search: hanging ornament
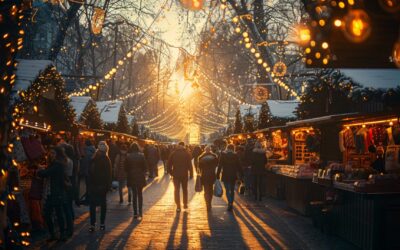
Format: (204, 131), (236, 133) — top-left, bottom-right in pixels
(180, 0), (203, 11)
(273, 61), (287, 77)
(91, 7), (106, 35)
(253, 86), (269, 103)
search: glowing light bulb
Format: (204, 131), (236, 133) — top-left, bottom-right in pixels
(343, 9), (371, 43)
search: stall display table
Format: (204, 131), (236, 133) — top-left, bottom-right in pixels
(330, 187), (400, 250)
(264, 171), (285, 199)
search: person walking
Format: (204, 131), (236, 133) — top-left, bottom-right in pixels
(125, 143), (148, 219)
(79, 139), (95, 204)
(198, 146), (218, 212)
(168, 142), (193, 212)
(114, 143), (131, 204)
(161, 145), (170, 174)
(38, 146), (67, 241)
(147, 145), (160, 178)
(251, 142), (267, 201)
(191, 145), (202, 174)
(217, 144), (243, 211)
(61, 145), (74, 237)
(88, 141), (112, 232)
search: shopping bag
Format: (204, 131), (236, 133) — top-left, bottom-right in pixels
(213, 179), (223, 197)
(238, 181), (245, 195)
(195, 175), (202, 192)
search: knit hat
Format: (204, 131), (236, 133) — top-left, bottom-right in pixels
(98, 141), (109, 153)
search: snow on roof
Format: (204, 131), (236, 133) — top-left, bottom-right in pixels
(14, 59), (54, 93)
(240, 100), (298, 119)
(70, 96), (92, 121)
(266, 100), (298, 118)
(96, 100), (123, 124)
(341, 69), (400, 89)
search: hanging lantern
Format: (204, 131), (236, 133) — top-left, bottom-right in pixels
(253, 86), (269, 103)
(91, 7), (106, 35)
(273, 61), (287, 77)
(180, 0), (203, 11)
(343, 9), (371, 43)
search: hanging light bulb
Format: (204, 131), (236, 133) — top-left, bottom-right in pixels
(378, 0), (400, 13)
(392, 41), (400, 68)
(343, 9), (371, 43)
(295, 24), (311, 46)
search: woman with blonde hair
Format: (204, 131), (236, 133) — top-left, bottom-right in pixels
(88, 141), (112, 232)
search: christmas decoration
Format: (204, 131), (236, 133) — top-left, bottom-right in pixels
(272, 61), (287, 77)
(258, 102), (271, 129)
(130, 120), (140, 136)
(115, 106), (129, 133)
(80, 101), (103, 129)
(253, 86), (269, 103)
(233, 109), (243, 134)
(243, 108), (255, 133)
(179, 0), (203, 11)
(91, 7), (106, 35)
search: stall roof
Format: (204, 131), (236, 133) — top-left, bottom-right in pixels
(70, 96), (91, 121)
(14, 59), (54, 93)
(96, 100), (123, 124)
(341, 69), (400, 89)
(286, 113), (359, 127)
(239, 100), (298, 119)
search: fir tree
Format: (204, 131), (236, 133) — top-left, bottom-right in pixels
(225, 123), (233, 136)
(116, 106), (129, 133)
(258, 102), (271, 129)
(104, 123), (116, 131)
(130, 120), (140, 136)
(81, 101), (103, 129)
(233, 109), (243, 134)
(295, 69), (361, 119)
(243, 110), (255, 133)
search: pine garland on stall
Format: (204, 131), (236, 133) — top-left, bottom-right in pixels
(243, 112), (255, 133)
(233, 109), (243, 134)
(130, 120), (139, 136)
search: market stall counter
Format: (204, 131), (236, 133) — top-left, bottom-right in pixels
(329, 184), (400, 250)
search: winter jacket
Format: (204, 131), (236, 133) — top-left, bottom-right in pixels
(251, 148), (267, 175)
(88, 152), (112, 202)
(80, 145), (96, 176)
(198, 152), (218, 185)
(114, 152), (128, 181)
(168, 147), (194, 180)
(217, 150), (243, 184)
(38, 160), (65, 199)
(146, 146), (160, 165)
(125, 152), (147, 188)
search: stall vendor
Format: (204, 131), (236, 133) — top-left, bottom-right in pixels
(371, 146), (385, 173)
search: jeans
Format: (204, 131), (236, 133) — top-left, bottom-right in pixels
(224, 182), (235, 205)
(131, 185), (143, 215)
(63, 186), (74, 235)
(78, 175), (88, 202)
(173, 177), (188, 208)
(203, 182), (213, 208)
(89, 197), (106, 226)
(118, 180), (131, 202)
(149, 163), (158, 177)
(253, 175), (264, 201)
(44, 196), (65, 238)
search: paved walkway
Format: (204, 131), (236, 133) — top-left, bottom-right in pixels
(32, 166), (357, 250)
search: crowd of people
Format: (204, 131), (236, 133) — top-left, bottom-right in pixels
(31, 137), (267, 242)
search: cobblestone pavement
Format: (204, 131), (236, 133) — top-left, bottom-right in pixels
(32, 165), (357, 250)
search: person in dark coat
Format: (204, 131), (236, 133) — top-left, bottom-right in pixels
(168, 142), (193, 212)
(88, 141), (112, 232)
(192, 145), (203, 174)
(161, 145), (170, 174)
(125, 143), (148, 219)
(251, 142), (267, 201)
(79, 139), (96, 203)
(198, 146), (218, 211)
(114, 143), (131, 204)
(217, 144), (243, 211)
(38, 146), (67, 241)
(146, 145), (160, 178)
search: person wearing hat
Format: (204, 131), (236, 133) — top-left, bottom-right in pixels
(88, 141), (112, 232)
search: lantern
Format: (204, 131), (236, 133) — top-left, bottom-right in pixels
(91, 7), (105, 35)
(180, 0), (203, 11)
(273, 61), (287, 77)
(253, 86), (269, 103)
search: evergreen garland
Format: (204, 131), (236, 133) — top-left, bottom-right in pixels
(243, 111), (255, 133)
(233, 109), (243, 134)
(130, 120), (139, 136)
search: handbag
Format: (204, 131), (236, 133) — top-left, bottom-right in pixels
(195, 175), (202, 192)
(238, 181), (245, 195)
(213, 179), (223, 197)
